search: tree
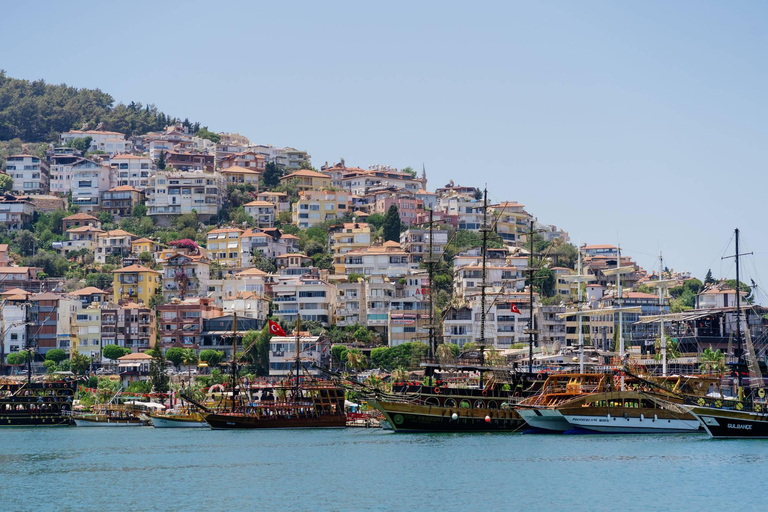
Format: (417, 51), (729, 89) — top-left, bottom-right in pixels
(353, 327), (373, 345)
(346, 348), (368, 372)
(0, 173), (12, 192)
(181, 348), (198, 382)
(165, 347), (185, 368)
(195, 126), (220, 143)
(331, 345), (348, 369)
(44, 348), (67, 364)
(139, 251), (153, 264)
(199, 349), (224, 367)
(382, 205), (401, 242)
(132, 203), (147, 218)
(156, 151), (166, 170)
(699, 346), (726, 376)
(241, 327), (271, 376)
(148, 349), (170, 394)
(69, 136), (92, 154)
(705, 269), (715, 285)
(6, 350), (28, 366)
(263, 161), (283, 188)
(103, 344), (130, 361)
(70, 351), (90, 375)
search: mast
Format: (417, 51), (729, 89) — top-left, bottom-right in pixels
(527, 220), (537, 374)
(617, 246), (624, 360)
(230, 312), (238, 412)
(425, 208), (437, 386)
(295, 315), (301, 396)
(24, 301), (32, 385)
(659, 253), (666, 376)
(480, 188), (488, 348)
(735, 228), (742, 365)
(577, 247), (584, 373)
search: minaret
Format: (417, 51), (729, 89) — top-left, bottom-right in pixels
(421, 163), (427, 189)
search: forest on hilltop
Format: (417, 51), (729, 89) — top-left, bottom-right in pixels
(0, 71), (200, 142)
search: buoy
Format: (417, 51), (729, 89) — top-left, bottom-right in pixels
(451, 413), (458, 421)
(485, 415), (491, 423)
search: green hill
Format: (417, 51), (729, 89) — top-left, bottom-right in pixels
(0, 70), (200, 142)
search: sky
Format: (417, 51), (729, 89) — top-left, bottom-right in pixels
(3, 1), (768, 298)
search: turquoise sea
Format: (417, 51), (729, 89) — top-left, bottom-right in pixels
(0, 428), (766, 511)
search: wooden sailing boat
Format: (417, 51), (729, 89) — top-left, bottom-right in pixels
(370, 190), (542, 432)
(687, 230), (768, 437)
(193, 314), (346, 429)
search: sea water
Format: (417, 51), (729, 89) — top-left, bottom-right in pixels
(0, 428), (765, 511)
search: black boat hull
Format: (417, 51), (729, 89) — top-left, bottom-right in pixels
(691, 407), (768, 438)
(372, 402), (524, 433)
(204, 412), (347, 430)
(0, 413), (72, 426)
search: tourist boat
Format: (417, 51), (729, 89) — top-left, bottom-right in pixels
(369, 190), (549, 433)
(370, 379), (527, 433)
(679, 228), (768, 439)
(557, 390), (701, 434)
(200, 381), (347, 430)
(73, 403), (149, 427)
(184, 314), (347, 430)
(0, 378), (76, 426)
(515, 373), (608, 432)
(149, 409), (209, 428)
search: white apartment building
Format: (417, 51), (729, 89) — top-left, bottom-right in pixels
(342, 242), (415, 278)
(272, 274), (335, 327)
(109, 154), (153, 190)
(249, 144), (311, 170)
(49, 153), (81, 194)
(437, 195), (484, 231)
(95, 229), (138, 264)
(6, 154), (49, 195)
(268, 334), (328, 376)
(334, 280), (366, 327)
(60, 130), (129, 154)
(71, 159), (111, 213)
(243, 201), (276, 228)
(400, 228), (448, 263)
(442, 294), (534, 349)
(161, 253), (211, 302)
(145, 169), (226, 225)
(2, 301), (27, 360)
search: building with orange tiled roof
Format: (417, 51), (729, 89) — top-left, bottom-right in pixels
(219, 151), (266, 173)
(146, 168), (226, 225)
(256, 191), (291, 212)
(329, 222), (371, 274)
(112, 263), (161, 304)
(96, 229), (139, 264)
(243, 200), (275, 228)
(280, 169), (331, 192)
(207, 227), (244, 267)
(63, 212), (101, 231)
(102, 185), (144, 218)
(292, 189), (351, 228)
(221, 165), (261, 187)
(109, 154), (153, 189)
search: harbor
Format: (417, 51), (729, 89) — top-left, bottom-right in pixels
(2, 426), (766, 512)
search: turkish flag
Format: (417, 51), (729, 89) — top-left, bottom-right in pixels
(510, 303), (521, 314)
(268, 321), (286, 336)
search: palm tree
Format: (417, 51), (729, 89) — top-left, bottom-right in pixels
(436, 344), (455, 365)
(654, 337), (682, 362)
(181, 348), (198, 384)
(391, 367), (407, 383)
(346, 348), (368, 373)
(699, 346), (725, 376)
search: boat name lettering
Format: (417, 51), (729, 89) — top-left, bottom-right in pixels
(727, 423), (752, 430)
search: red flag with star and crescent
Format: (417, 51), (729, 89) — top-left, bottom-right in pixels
(268, 321), (286, 336)
(510, 303), (521, 315)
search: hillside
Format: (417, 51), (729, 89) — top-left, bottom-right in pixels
(0, 71), (199, 142)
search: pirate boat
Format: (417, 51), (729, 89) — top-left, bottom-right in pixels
(184, 315), (346, 429)
(369, 191), (552, 433)
(0, 378), (76, 426)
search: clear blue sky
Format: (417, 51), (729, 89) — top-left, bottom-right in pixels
(4, 1), (768, 297)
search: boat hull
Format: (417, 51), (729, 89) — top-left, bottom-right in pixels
(150, 416), (209, 428)
(371, 401), (524, 433)
(0, 413), (72, 426)
(204, 412), (346, 430)
(516, 407), (571, 432)
(561, 412), (701, 434)
(689, 407), (768, 438)
(74, 417), (146, 427)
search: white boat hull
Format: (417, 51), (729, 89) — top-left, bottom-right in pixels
(516, 408), (571, 432)
(562, 413), (701, 434)
(151, 416), (209, 428)
(74, 418), (146, 427)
